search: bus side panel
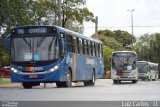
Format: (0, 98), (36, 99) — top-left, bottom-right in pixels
(72, 54), (104, 81)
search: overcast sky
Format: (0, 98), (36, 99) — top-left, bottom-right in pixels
(83, 0), (160, 37)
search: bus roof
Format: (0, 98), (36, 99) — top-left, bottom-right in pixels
(137, 61), (158, 66)
(112, 51), (137, 54)
(56, 26), (102, 44)
(12, 25), (102, 44)
(137, 61), (148, 63)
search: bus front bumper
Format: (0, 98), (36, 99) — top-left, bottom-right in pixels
(138, 75), (149, 80)
(11, 70), (66, 83)
(111, 75), (138, 81)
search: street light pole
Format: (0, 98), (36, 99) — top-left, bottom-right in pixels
(127, 9), (135, 48)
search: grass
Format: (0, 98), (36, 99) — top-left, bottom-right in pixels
(0, 78), (11, 84)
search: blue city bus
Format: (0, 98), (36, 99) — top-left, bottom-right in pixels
(5, 25), (104, 89)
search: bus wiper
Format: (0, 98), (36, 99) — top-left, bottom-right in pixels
(37, 37), (46, 48)
(36, 37), (46, 53)
(23, 38), (31, 52)
(23, 38), (30, 47)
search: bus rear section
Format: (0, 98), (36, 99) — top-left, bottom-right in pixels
(111, 51), (138, 84)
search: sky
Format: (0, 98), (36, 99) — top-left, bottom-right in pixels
(83, 0), (160, 37)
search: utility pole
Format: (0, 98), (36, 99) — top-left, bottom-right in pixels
(95, 16), (98, 37)
(158, 36), (160, 79)
(58, 0), (62, 27)
(127, 9), (135, 48)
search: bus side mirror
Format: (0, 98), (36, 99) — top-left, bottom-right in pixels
(4, 35), (10, 51)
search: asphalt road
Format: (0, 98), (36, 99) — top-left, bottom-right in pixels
(0, 79), (160, 101)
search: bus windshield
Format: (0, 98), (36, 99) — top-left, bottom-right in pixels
(137, 63), (149, 73)
(112, 52), (136, 70)
(11, 35), (60, 62)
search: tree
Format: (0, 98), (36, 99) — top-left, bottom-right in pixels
(133, 33), (160, 63)
(113, 30), (135, 48)
(0, 49), (10, 67)
(61, 0), (95, 27)
(92, 29), (132, 69)
(103, 45), (114, 70)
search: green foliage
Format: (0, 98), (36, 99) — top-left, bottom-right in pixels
(0, 49), (10, 67)
(0, 0), (94, 34)
(103, 45), (114, 70)
(113, 30), (135, 47)
(133, 33), (160, 63)
(92, 29), (133, 70)
(61, 0), (95, 27)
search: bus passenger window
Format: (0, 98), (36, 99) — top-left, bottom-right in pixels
(76, 37), (80, 54)
(66, 35), (73, 52)
(88, 41), (91, 56)
(92, 42), (95, 56)
(82, 39), (86, 55)
(86, 40), (89, 55)
(94, 43), (97, 57)
(73, 36), (78, 53)
(79, 38), (83, 54)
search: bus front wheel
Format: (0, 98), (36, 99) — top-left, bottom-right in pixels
(22, 82), (32, 89)
(64, 71), (72, 87)
(132, 80), (137, 84)
(56, 82), (64, 88)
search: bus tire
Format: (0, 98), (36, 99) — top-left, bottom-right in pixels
(83, 81), (90, 86)
(22, 82), (32, 89)
(89, 72), (95, 86)
(84, 72), (95, 86)
(132, 80), (137, 84)
(64, 71), (72, 87)
(113, 80), (118, 84)
(56, 82), (64, 88)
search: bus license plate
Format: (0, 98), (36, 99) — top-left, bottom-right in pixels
(29, 74), (38, 78)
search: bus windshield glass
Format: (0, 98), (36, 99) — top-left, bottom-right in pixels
(112, 52), (136, 70)
(11, 35), (60, 62)
(137, 63), (149, 73)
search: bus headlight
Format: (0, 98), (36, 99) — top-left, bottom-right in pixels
(50, 64), (60, 72)
(11, 67), (19, 73)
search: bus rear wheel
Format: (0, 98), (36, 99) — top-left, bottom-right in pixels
(22, 82), (32, 89)
(83, 72), (95, 86)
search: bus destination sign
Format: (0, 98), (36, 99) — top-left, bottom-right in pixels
(13, 26), (57, 34)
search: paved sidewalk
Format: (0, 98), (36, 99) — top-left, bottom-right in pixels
(0, 83), (22, 88)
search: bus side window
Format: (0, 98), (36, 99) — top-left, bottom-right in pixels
(88, 41), (91, 56)
(76, 37), (80, 54)
(79, 38), (83, 54)
(86, 40), (89, 55)
(90, 42), (93, 56)
(98, 44), (103, 58)
(66, 34), (73, 53)
(94, 43), (97, 57)
(98, 44), (100, 57)
(82, 39), (85, 55)
(73, 37), (79, 53)
(92, 42), (95, 56)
